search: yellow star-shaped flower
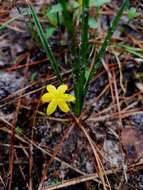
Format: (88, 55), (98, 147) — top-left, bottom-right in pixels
(41, 84), (76, 115)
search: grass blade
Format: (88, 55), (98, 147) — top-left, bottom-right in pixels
(26, 1), (62, 83)
(113, 43), (143, 59)
(60, 0), (90, 116)
(80, 0), (89, 68)
(84, 0), (129, 93)
(75, 0), (89, 115)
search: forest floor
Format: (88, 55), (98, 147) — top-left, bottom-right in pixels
(0, 0), (143, 190)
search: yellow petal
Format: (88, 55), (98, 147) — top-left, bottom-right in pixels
(41, 93), (53, 103)
(57, 84), (68, 93)
(46, 100), (57, 115)
(58, 100), (70, 113)
(62, 94), (76, 102)
(46, 85), (56, 93)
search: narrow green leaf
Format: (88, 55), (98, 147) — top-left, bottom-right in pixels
(27, 2), (62, 83)
(84, 0), (129, 93)
(60, 0), (82, 116)
(80, 0), (89, 67)
(74, 0), (89, 116)
(114, 44), (143, 58)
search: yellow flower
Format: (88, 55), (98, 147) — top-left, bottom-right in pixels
(41, 84), (76, 115)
